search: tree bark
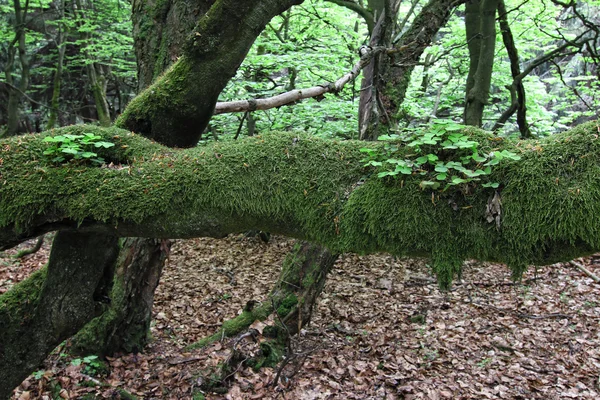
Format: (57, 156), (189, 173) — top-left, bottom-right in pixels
(131, 0), (212, 91)
(0, 230), (119, 399)
(463, 0), (498, 127)
(69, 238), (170, 356)
(3, 0), (31, 137)
(116, 0), (305, 148)
(46, 0), (67, 130)
(377, 0), (465, 128)
(493, 0), (531, 138)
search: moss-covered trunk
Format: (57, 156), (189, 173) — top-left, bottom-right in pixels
(69, 238), (170, 356)
(0, 230), (119, 399)
(189, 242), (337, 348)
(271, 242), (338, 334)
(117, 0), (304, 147)
(131, 0), (213, 91)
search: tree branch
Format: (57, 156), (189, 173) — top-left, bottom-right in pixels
(324, 0), (374, 33)
(214, 44), (405, 115)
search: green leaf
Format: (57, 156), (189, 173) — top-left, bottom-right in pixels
(94, 141), (115, 148)
(482, 182), (500, 188)
(434, 164), (448, 173)
(472, 152), (487, 163)
(61, 148), (79, 155)
(420, 180), (440, 189)
(416, 156), (429, 165)
(436, 173), (447, 180)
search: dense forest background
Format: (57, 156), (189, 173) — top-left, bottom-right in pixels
(1, 0), (598, 139)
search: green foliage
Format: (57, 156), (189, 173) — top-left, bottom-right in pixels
(43, 132), (114, 164)
(361, 120), (521, 191)
(209, 1), (365, 140)
(70, 355), (107, 376)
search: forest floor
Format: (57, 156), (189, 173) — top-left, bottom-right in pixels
(2, 234), (600, 400)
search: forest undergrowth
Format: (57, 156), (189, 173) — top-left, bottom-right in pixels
(1, 234), (599, 399)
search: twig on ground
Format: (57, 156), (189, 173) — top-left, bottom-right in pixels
(569, 260), (600, 283)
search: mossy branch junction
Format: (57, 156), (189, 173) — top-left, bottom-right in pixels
(2, 121), (600, 282)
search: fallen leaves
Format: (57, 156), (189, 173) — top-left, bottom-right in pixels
(3, 235), (600, 399)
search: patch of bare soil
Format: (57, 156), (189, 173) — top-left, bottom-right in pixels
(3, 235), (600, 399)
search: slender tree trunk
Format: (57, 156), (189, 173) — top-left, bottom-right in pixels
(47, 0), (67, 130)
(0, 231), (119, 399)
(87, 63), (111, 126)
(3, 0), (31, 137)
(463, 0), (498, 127)
(493, 0), (531, 138)
(75, 0), (112, 126)
(376, 0), (465, 131)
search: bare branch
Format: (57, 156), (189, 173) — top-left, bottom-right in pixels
(214, 45), (407, 115)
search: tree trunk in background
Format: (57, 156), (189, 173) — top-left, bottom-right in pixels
(117, 0), (305, 147)
(463, 0), (498, 127)
(359, 1), (398, 140)
(46, 0), (67, 130)
(270, 242), (338, 335)
(70, 238), (170, 356)
(87, 63), (112, 126)
(131, 0), (212, 91)
(493, 0), (531, 138)
(0, 231), (119, 399)
(3, 0), (31, 137)
(75, 0), (112, 126)
(370, 0), (465, 133)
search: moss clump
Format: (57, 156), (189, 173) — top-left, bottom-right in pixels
(186, 302), (273, 350)
(276, 294), (298, 317)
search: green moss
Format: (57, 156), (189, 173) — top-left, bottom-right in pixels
(186, 302), (273, 350)
(276, 294), (298, 317)
(0, 268), (46, 324)
(3, 122), (600, 288)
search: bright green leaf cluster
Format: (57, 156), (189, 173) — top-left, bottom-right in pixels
(361, 120), (521, 191)
(43, 132), (115, 164)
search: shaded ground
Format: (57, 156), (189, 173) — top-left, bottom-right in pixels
(2, 234), (600, 399)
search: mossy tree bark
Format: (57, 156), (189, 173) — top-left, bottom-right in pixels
(117, 0), (305, 147)
(0, 230), (119, 399)
(69, 238), (171, 356)
(190, 242), (338, 349)
(131, 0), (213, 91)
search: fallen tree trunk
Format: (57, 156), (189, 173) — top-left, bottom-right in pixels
(2, 122), (600, 273)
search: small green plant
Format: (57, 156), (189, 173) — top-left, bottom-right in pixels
(43, 133), (115, 164)
(477, 357), (492, 367)
(71, 355), (106, 376)
(361, 120), (521, 191)
(32, 370), (45, 380)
